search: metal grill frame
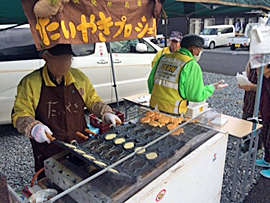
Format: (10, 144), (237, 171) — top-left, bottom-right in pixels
(48, 109), (221, 203)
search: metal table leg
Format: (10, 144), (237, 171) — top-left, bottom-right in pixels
(241, 129), (259, 200)
(249, 131), (259, 184)
(124, 99), (128, 120)
(230, 138), (242, 201)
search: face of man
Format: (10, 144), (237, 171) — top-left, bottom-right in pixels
(190, 46), (203, 62)
(262, 66), (270, 78)
(191, 46), (203, 56)
(170, 40), (181, 52)
(265, 68), (270, 78)
(43, 52), (72, 78)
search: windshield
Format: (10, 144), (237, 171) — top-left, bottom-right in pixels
(0, 26), (95, 61)
(201, 28), (217, 35)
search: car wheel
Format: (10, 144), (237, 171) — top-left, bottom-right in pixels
(209, 42), (215, 49)
(231, 45), (236, 50)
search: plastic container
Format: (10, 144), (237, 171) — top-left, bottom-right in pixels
(28, 189), (57, 203)
(185, 102), (208, 119)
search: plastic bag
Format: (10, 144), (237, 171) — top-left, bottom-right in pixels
(250, 53), (270, 69)
(236, 72), (251, 86)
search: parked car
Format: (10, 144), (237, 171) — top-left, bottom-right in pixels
(148, 34), (165, 44)
(200, 25), (235, 49)
(227, 22), (264, 51)
(228, 36), (250, 50)
(0, 24), (161, 124)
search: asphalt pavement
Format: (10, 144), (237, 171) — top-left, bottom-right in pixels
(244, 176), (270, 203)
(199, 46), (250, 76)
(158, 44), (250, 76)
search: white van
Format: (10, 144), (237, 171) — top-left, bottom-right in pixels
(200, 25), (235, 49)
(0, 24), (161, 124)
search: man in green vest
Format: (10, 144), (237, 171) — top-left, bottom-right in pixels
(148, 34), (228, 115)
(151, 31), (183, 68)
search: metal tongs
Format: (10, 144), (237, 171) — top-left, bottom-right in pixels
(45, 130), (91, 145)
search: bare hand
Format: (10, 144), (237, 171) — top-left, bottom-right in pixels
(238, 83), (257, 92)
(214, 80), (228, 90)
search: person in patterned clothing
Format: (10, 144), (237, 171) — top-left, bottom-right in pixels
(238, 62), (258, 151)
(240, 64), (270, 178)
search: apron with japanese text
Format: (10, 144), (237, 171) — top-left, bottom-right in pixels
(30, 68), (87, 172)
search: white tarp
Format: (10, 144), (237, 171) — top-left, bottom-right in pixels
(249, 17), (270, 68)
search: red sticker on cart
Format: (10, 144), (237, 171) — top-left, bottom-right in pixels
(156, 189), (166, 202)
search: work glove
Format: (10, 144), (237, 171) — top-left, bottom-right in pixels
(31, 124), (52, 144)
(213, 80), (228, 90)
(104, 113), (122, 127)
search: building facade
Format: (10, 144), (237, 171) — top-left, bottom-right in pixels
(157, 12), (261, 36)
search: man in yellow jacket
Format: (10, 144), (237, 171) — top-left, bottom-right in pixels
(13, 44), (121, 174)
(151, 31), (183, 68)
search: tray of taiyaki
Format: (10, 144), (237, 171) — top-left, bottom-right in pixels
(77, 124), (185, 175)
(78, 137), (156, 180)
(113, 154), (154, 178)
(61, 140), (107, 169)
(60, 138), (134, 182)
(104, 124), (184, 152)
(139, 110), (201, 136)
(136, 137), (186, 167)
(95, 138), (183, 176)
(98, 123), (187, 166)
(99, 124), (162, 150)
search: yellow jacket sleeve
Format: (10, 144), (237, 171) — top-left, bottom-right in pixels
(70, 68), (103, 110)
(81, 72), (113, 119)
(13, 71), (41, 127)
(84, 78), (103, 110)
(70, 69), (112, 119)
(151, 47), (171, 68)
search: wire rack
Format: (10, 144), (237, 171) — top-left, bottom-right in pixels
(134, 106), (219, 148)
